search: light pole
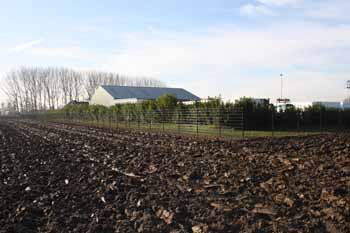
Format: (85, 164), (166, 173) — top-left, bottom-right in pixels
(277, 73), (290, 110)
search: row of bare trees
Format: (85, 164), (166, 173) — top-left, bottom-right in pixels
(1, 67), (165, 112)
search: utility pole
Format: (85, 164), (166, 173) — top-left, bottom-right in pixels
(277, 73), (290, 111)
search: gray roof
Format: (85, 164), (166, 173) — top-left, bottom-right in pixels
(101, 85), (201, 101)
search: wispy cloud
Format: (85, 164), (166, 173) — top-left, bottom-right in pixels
(2, 1), (350, 103)
(240, 4), (273, 16)
(304, 1), (350, 21)
(100, 22), (350, 101)
(27, 46), (104, 64)
(9, 39), (44, 53)
(74, 17), (114, 33)
(242, 0), (350, 21)
(29, 46), (85, 59)
(240, 0), (303, 17)
(257, 0), (302, 6)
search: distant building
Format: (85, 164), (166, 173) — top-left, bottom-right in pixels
(90, 85), (201, 107)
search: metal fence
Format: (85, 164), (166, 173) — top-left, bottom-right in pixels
(37, 108), (245, 137)
(10, 106), (350, 138)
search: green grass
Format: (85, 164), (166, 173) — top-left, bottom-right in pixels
(49, 118), (320, 138)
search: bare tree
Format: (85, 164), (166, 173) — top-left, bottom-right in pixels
(2, 67), (165, 112)
(83, 71), (165, 99)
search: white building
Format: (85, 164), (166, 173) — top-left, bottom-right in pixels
(90, 86), (201, 107)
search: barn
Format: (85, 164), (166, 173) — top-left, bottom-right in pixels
(90, 85), (201, 106)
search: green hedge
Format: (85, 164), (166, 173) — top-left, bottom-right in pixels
(46, 95), (350, 131)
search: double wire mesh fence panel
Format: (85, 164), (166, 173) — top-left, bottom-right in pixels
(39, 108), (245, 138)
(9, 106), (350, 138)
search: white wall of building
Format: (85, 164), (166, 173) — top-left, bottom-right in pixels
(114, 98), (141, 104)
(90, 87), (116, 107)
(90, 88), (147, 106)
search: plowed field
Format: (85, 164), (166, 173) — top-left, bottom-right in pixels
(0, 119), (349, 232)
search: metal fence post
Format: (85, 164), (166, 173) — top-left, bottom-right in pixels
(149, 111), (152, 130)
(319, 108), (322, 131)
(271, 109), (275, 137)
(98, 112), (100, 127)
(102, 112), (104, 127)
(138, 110), (140, 130)
(177, 109), (181, 133)
(162, 109), (165, 132)
(196, 106), (199, 136)
(126, 110), (128, 128)
(129, 110), (131, 128)
(115, 111), (119, 129)
(242, 111), (245, 138)
(219, 109), (222, 137)
(297, 111), (300, 132)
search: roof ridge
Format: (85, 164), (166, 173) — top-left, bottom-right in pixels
(101, 85), (182, 89)
(99, 85), (200, 101)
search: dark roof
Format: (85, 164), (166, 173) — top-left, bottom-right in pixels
(101, 86), (200, 101)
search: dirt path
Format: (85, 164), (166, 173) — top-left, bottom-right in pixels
(0, 119), (349, 232)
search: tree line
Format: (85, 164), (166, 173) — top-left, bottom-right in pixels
(58, 95), (350, 131)
(1, 67), (164, 112)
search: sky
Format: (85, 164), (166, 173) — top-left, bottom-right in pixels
(1, 0), (350, 104)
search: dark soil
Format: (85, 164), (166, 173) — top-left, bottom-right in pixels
(0, 119), (349, 232)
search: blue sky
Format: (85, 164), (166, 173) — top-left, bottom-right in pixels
(1, 0), (350, 103)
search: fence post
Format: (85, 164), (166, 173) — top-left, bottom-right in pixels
(271, 109), (275, 137)
(162, 109), (165, 133)
(219, 109), (222, 137)
(128, 110), (131, 129)
(98, 112), (101, 127)
(115, 111), (118, 129)
(319, 108), (322, 131)
(196, 106), (199, 136)
(125, 110), (128, 128)
(338, 109), (343, 130)
(104, 112), (106, 128)
(177, 109), (181, 133)
(242, 111), (245, 138)
(138, 110), (141, 130)
(297, 111), (300, 132)
(149, 111), (152, 130)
